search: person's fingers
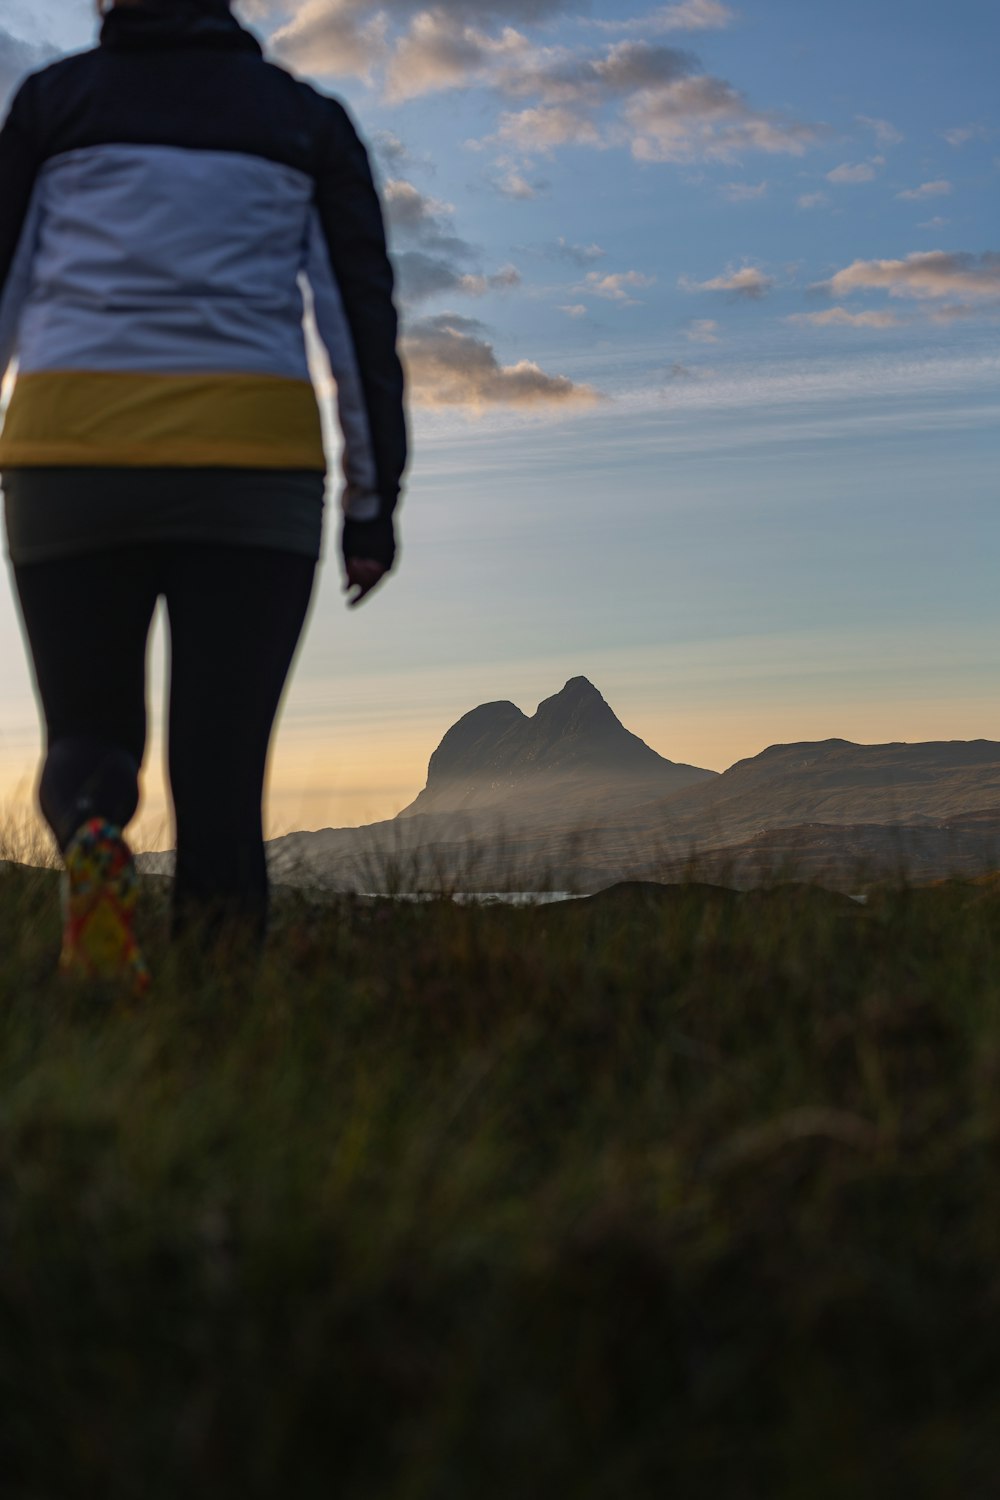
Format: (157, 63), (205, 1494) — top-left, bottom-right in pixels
(344, 557), (388, 607)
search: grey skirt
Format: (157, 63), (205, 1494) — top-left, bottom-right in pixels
(3, 467), (326, 565)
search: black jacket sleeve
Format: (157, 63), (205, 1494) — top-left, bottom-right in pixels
(0, 77), (42, 362)
(314, 99), (407, 570)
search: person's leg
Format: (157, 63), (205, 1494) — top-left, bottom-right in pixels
(11, 551), (159, 849)
(162, 544), (316, 943)
(11, 548), (160, 992)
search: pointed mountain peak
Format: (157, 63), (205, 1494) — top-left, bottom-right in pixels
(534, 677), (620, 732)
(556, 676), (602, 699)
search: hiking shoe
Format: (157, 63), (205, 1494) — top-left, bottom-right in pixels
(59, 818), (151, 998)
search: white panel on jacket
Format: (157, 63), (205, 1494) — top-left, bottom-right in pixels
(16, 144), (314, 382)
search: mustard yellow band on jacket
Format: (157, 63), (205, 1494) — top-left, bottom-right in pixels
(0, 371), (327, 470)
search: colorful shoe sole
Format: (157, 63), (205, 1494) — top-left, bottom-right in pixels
(59, 818), (151, 998)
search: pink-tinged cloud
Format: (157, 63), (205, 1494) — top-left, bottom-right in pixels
(269, 4), (819, 171)
(385, 15), (529, 102)
(270, 0), (390, 81)
(826, 160), (878, 184)
(856, 115), (903, 147)
(383, 176), (521, 305)
(497, 104), (604, 151)
(402, 314), (603, 409)
(495, 167), (542, 199)
(896, 180), (952, 201)
(651, 0), (736, 31)
(492, 39), (696, 111)
(594, 0), (736, 34)
(826, 251), (1000, 303)
(788, 308), (902, 329)
(582, 270), (656, 302)
(627, 74), (817, 162)
(681, 264), (773, 298)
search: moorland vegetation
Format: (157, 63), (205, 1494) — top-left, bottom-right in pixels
(2, 830), (999, 1497)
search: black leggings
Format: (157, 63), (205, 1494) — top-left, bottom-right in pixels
(12, 543), (316, 937)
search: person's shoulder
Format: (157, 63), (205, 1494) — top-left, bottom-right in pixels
(3, 47), (100, 125)
(260, 57), (353, 132)
(24, 46), (102, 90)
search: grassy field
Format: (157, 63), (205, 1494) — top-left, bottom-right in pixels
(2, 853), (999, 1497)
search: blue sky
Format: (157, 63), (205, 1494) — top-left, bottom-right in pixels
(0, 0), (997, 845)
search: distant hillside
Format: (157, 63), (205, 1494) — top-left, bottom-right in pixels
(399, 676), (716, 819)
(639, 737), (1000, 846)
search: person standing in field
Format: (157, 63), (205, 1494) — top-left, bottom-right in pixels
(0, 0), (406, 993)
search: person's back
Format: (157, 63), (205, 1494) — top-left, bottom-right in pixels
(0, 0), (407, 990)
(0, 0), (405, 553)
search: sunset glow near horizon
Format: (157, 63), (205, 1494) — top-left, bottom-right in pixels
(1, 0), (997, 850)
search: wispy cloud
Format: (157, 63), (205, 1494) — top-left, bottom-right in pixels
(943, 123), (989, 147)
(797, 190), (829, 210)
(551, 238), (607, 267)
(856, 115), (903, 147)
(383, 177), (521, 305)
(492, 162), (547, 199)
(394, 252), (521, 303)
(581, 269), (656, 303)
(928, 303), (990, 324)
(371, 130), (418, 174)
(826, 160), (879, 184)
(496, 103), (604, 151)
(417, 350), (998, 446)
(681, 264), (773, 298)
(896, 180), (952, 202)
(721, 179), (768, 201)
(383, 179), (466, 254)
(788, 307), (902, 329)
(685, 318), (720, 342)
(403, 313), (602, 409)
(591, 0), (736, 33)
(627, 73), (817, 163)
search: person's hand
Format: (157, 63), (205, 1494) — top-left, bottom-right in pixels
(344, 556), (388, 607)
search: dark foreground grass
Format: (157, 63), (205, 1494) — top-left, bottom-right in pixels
(2, 866), (1000, 1498)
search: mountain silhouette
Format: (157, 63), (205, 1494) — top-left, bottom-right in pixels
(399, 676), (716, 817)
(138, 679), (1000, 893)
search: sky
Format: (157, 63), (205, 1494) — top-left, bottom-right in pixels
(0, 0), (998, 848)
